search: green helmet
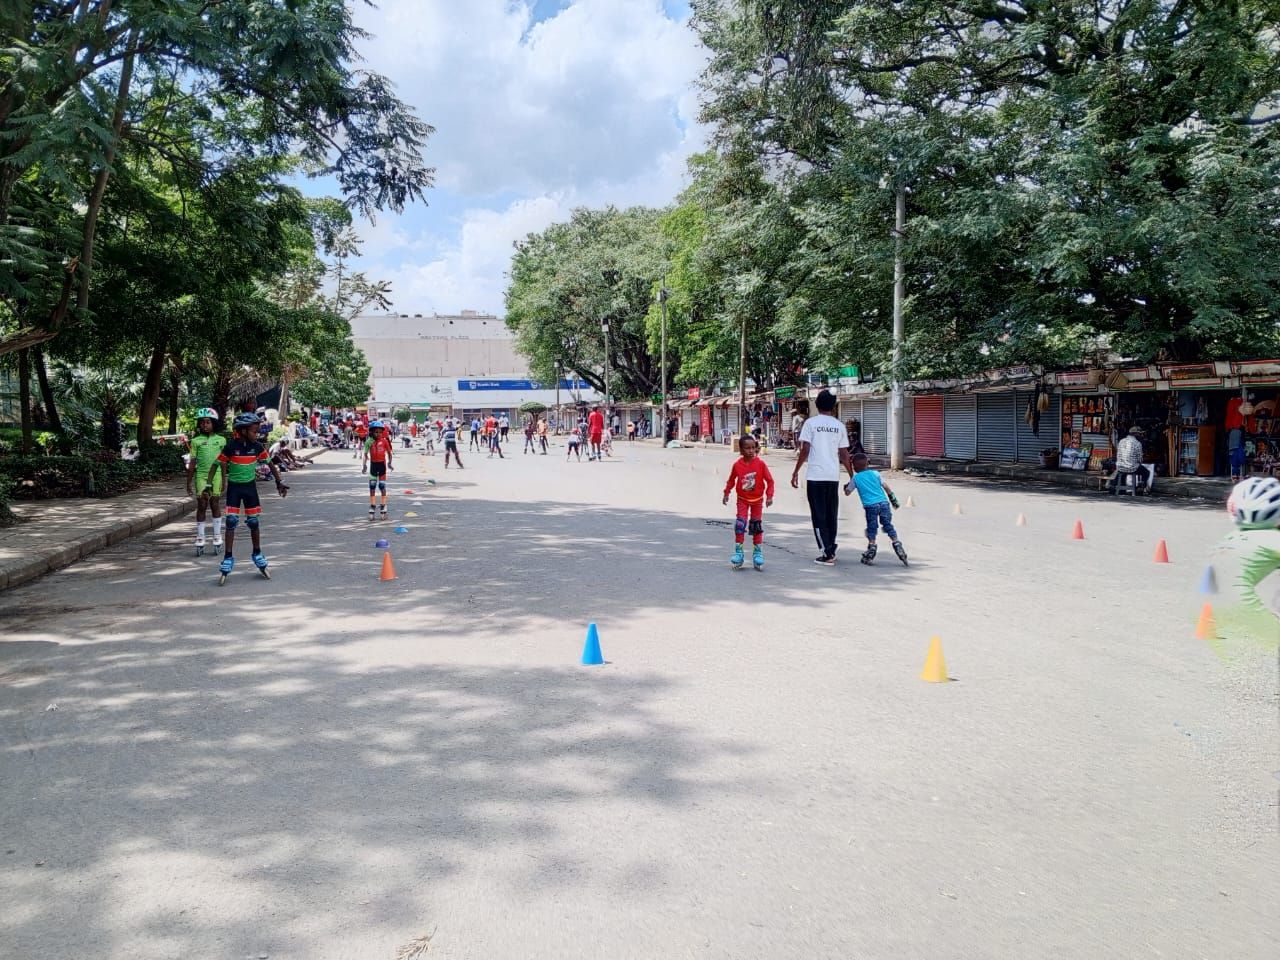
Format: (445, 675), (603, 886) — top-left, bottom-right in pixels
(194, 407), (219, 422)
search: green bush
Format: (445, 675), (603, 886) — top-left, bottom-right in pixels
(0, 444), (187, 500)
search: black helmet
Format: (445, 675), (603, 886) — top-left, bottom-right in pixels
(233, 413), (261, 430)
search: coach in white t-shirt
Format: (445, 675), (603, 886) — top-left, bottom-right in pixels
(790, 389), (853, 565)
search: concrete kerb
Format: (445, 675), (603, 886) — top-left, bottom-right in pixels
(0, 446), (330, 591)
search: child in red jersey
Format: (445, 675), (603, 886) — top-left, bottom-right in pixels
(722, 434), (775, 570)
(361, 420), (395, 521)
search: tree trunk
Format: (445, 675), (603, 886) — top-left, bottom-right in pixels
(77, 31), (138, 312)
(212, 365), (233, 420)
(135, 340), (167, 447)
(167, 359), (180, 433)
(17, 348), (32, 454)
(33, 346), (62, 436)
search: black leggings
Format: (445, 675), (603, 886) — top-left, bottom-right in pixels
(806, 481), (840, 558)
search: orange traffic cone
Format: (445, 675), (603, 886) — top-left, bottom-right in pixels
(920, 636), (950, 683)
(379, 551), (397, 581)
(1153, 539), (1170, 563)
(1072, 520), (1085, 540)
(1195, 602), (1215, 640)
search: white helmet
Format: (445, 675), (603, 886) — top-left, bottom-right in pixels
(1229, 477), (1280, 530)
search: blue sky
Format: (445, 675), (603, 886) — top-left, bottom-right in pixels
(314, 0), (706, 317)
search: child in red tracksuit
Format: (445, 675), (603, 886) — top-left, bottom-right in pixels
(722, 435), (775, 569)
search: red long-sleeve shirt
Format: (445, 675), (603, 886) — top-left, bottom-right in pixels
(724, 456), (775, 503)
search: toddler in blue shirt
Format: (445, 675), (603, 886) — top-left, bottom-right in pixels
(844, 453), (908, 565)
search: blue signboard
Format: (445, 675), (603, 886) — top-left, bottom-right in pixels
(456, 378), (589, 391)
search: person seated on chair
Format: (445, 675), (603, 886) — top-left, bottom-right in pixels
(1109, 426), (1145, 493)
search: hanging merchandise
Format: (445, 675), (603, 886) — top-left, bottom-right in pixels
(1027, 383), (1043, 436)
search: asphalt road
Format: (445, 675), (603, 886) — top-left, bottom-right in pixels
(1, 439), (1276, 960)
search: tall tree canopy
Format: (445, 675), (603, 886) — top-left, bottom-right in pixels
(1, 0), (433, 357)
(692, 0), (1280, 369)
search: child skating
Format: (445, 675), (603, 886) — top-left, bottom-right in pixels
(722, 434), (775, 570)
(361, 419), (395, 520)
(208, 413), (287, 583)
(566, 428), (583, 461)
(186, 407), (226, 556)
(844, 452), (907, 565)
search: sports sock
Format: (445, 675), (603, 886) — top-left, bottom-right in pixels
(196, 521), (206, 539)
(212, 518), (223, 538)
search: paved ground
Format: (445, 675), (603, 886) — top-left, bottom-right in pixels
(1, 440), (1276, 960)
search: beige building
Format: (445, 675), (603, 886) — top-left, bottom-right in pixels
(352, 310), (524, 379)
(352, 309), (599, 416)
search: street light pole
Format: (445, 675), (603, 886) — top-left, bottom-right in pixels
(739, 317), (747, 435)
(889, 183), (907, 471)
(659, 287), (669, 442)
(601, 319), (610, 412)
(555, 359), (561, 431)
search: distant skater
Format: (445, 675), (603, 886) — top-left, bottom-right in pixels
(845, 452), (907, 566)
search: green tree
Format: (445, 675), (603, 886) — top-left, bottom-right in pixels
(692, 0), (1280, 369)
(505, 207), (668, 400)
(1, 0), (434, 359)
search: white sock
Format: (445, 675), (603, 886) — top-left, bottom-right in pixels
(196, 521), (206, 539)
(212, 518), (223, 538)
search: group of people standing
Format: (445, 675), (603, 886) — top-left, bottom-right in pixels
(720, 389), (908, 570)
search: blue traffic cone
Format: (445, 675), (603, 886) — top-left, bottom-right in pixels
(1199, 565), (1218, 595)
(581, 622), (604, 665)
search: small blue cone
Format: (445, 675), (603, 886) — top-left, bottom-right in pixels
(581, 622), (604, 665)
(374, 539), (389, 549)
(394, 526), (409, 534)
(1199, 565), (1218, 595)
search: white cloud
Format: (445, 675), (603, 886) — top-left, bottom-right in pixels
(346, 0), (709, 315)
(357, 0), (706, 196)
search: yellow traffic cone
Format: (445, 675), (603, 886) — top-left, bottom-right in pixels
(920, 636), (950, 683)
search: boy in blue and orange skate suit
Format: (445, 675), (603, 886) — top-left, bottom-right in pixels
(845, 452), (908, 566)
(722, 434), (775, 569)
(208, 412), (287, 583)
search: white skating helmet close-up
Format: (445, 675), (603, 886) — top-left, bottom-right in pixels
(1228, 476), (1280, 530)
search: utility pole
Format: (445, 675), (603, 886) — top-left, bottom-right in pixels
(739, 317), (747, 437)
(889, 183), (907, 471)
(659, 287), (669, 442)
(601, 319), (610, 412)
(555, 359), (561, 432)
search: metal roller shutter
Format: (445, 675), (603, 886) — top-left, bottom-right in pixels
(914, 396), (944, 457)
(944, 395), (978, 460)
(1015, 390), (1061, 462)
(838, 399), (861, 425)
(976, 391), (1017, 461)
(902, 394), (915, 455)
(861, 399), (888, 454)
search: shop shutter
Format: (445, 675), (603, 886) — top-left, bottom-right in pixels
(902, 395), (915, 455)
(943, 395), (978, 459)
(976, 392), (1017, 461)
(725, 405), (740, 436)
(914, 396), (944, 457)
(1015, 390), (1061, 462)
(838, 399), (861, 424)
(861, 399), (888, 454)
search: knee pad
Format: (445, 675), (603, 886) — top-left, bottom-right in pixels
(377, 481), (387, 493)
(368, 479), (378, 492)
(748, 519), (763, 536)
(245, 515), (260, 530)
(734, 517), (748, 536)
(225, 514), (240, 530)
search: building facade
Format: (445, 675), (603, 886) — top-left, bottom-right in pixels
(352, 310), (597, 419)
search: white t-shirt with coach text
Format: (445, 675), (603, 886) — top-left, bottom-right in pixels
(798, 414), (848, 482)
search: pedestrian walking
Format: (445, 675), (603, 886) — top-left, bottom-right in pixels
(538, 417), (549, 454)
(790, 389), (852, 565)
(469, 417), (481, 451)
